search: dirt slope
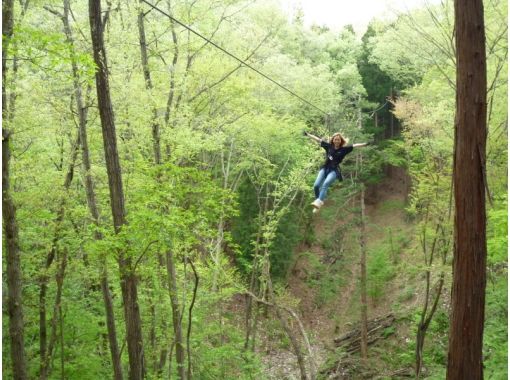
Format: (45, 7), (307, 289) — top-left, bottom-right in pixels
(264, 167), (418, 378)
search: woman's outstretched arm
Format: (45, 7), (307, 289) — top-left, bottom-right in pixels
(303, 131), (322, 143)
(353, 142), (369, 148)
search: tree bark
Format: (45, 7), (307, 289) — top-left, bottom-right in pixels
(447, 0), (487, 378)
(40, 250), (68, 380)
(62, 0), (125, 374)
(2, 0), (14, 106)
(164, 3), (179, 126)
(3, 1), (28, 378)
(137, 1), (161, 164)
(244, 196), (267, 351)
(5, 0), (29, 124)
(89, 1), (145, 378)
(186, 258), (199, 379)
(166, 249), (186, 380)
(100, 269), (124, 380)
(359, 186), (368, 360)
(355, 113), (369, 361)
(3, 130), (28, 380)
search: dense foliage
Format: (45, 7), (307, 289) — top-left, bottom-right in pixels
(2, 0), (506, 379)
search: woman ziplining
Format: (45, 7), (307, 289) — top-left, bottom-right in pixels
(142, 1), (377, 213)
(304, 131), (368, 212)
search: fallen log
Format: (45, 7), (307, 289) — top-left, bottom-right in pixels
(385, 367), (414, 378)
(334, 313), (396, 354)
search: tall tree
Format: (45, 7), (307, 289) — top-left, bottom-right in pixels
(56, 0), (125, 377)
(357, 111), (369, 361)
(2, 0), (28, 378)
(166, 249), (186, 380)
(447, 0), (487, 378)
(358, 184), (368, 361)
(137, 0), (161, 164)
(89, 0), (145, 378)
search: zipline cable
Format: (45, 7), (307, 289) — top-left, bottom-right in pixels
(141, 0), (329, 116)
(368, 100), (389, 117)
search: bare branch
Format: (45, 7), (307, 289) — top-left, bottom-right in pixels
(43, 5), (64, 19)
(134, 240), (159, 270)
(244, 291), (317, 377)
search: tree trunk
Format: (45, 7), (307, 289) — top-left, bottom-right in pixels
(164, 5), (179, 126)
(100, 269), (124, 380)
(61, 0), (124, 377)
(2, 1), (28, 378)
(359, 186), (368, 360)
(415, 220), (448, 379)
(166, 249), (186, 380)
(355, 113), (369, 361)
(38, 131), (79, 380)
(40, 250), (68, 380)
(3, 130), (28, 380)
(137, 1), (161, 164)
(244, 205), (266, 351)
(244, 247), (260, 351)
(416, 273), (444, 379)
(389, 88), (395, 138)
(447, 0), (487, 378)
(266, 276), (308, 380)
(5, 0), (29, 124)
(186, 259), (199, 379)
(89, 1), (145, 378)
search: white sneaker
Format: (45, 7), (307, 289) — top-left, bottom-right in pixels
(311, 199), (324, 209)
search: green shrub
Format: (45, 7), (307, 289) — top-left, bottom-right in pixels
(487, 196), (507, 265)
(398, 285), (415, 302)
(484, 275), (508, 379)
(367, 246), (396, 299)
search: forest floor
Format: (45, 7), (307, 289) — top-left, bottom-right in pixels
(261, 166), (425, 379)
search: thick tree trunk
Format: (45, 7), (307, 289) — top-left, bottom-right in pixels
(3, 2), (28, 378)
(166, 250), (186, 380)
(88, 0), (126, 230)
(447, 0), (487, 379)
(89, 1), (145, 378)
(3, 130), (28, 380)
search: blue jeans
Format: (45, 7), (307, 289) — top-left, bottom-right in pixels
(313, 168), (337, 201)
